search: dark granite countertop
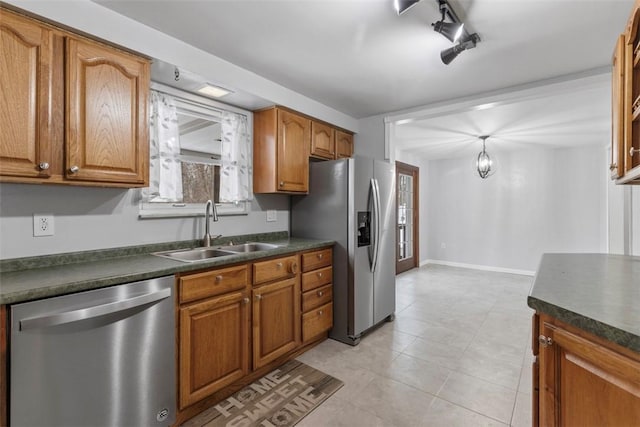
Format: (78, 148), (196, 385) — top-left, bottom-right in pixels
(0, 232), (334, 305)
(527, 253), (640, 353)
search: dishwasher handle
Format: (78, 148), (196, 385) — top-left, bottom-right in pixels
(19, 287), (172, 331)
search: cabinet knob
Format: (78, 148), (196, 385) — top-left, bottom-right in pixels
(317, 290), (323, 297)
(631, 147), (639, 157)
(69, 165), (79, 173)
(609, 163), (617, 171)
(538, 335), (553, 347)
(256, 294), (262, 301)
(39, 162), (50, 171)
(318, 310), (323, 315)
(317, 253), (323, 259)
(243, 297), (249, 304)
(276, 262), (283, 269)
(215, 275), (223, 283)
(279, 181), (284, 187)
(318, 272), (323, 278)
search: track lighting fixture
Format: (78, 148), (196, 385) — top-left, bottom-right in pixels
(432, 0), (481, 65)
(393, 0), (480, 64)
(394, 0), (421, 15)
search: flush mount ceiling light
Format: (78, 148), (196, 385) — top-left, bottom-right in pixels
(197, 83), (233, 98)
(394, 0), (421, 15)
(476, 135), (495, 179)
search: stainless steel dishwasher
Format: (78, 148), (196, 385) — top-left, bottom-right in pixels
(10, 275), (176, 427)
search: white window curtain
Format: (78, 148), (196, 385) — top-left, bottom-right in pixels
(144, 91), (183, 202)
(220, 110), (253, 202)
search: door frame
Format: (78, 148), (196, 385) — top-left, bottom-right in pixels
(395, 161), (419, 274)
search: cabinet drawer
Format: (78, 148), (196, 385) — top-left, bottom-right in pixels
(180, 265), (248, 303)
(301, 266), (332, 292)
(302, 283), (332, 312)
(302, 302), (333, 342)
(302, 248), (332, 272)
(253, 255), (299, 285)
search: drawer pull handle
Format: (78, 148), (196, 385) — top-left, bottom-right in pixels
(317, 291), (323, 297)
(317, 253), (323, 259)
(318, 310), (323, 315)
(243, 297), (249, 304)
(215, 275), (223, 283)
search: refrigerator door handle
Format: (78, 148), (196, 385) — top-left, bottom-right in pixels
(368, 178), (376, 271)
(371, 178), (382, 273)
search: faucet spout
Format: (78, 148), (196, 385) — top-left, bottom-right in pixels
(203, 200), (219, 247)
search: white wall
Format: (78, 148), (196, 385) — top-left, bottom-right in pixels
(0, 184), (289, 259)
(421, 145), (608, 272)
(354, 114), (386, 161)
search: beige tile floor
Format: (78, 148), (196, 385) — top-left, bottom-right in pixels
(297, 264), (535, 427)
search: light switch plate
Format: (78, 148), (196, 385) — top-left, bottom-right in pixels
(33, 214), (54, 236)
(266, 210), (277, 222)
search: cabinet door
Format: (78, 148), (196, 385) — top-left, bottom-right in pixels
(66, 38), (149, 185)
(310, 121), (335, 160)
(179, 290), (250, 409)
(335, 130), (353, 159)
(252, 277), (301, 369)
(277, 110), (309, 192)
(538, 321), (640, 426)
(0, 11), (54, 178)
(611, 34), (625, 180)
(624, 5), (640, 175)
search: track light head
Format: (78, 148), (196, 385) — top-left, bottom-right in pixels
(440, 33), (480, 65)
(432, 20), (464, 43)
(394, 0), (420, 15)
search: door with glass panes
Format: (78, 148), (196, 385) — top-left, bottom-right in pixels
(396, 161), (419, 274)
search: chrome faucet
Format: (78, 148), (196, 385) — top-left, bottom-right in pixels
(202, 199), (219, 247)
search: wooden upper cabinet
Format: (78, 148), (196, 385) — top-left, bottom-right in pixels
(66, 38), (149, 185)
(335, 130), (354, 159)
(253, 107), (310, 193)
(277, 110), (310, 192)
(611, 34), (625, 180)
(0, 10), (55, 178)
(310, 121), (335, 160)
(614, 0), (640, 183)
(0, 6), (150, 188)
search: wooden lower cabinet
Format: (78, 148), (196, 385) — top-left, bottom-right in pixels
(176, 247), (332, 423)
(535, 313), (640, 426)
(179, 289), (250, 410)
(252, 276), (301, 369)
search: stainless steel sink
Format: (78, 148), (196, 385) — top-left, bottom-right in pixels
(152, 247), (235, 263)
(219, 242), (280, 253)
(152, 242), (280, 262)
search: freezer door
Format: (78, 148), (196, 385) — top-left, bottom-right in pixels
(352, 156), (375, 336)
(373, 160), (396, 324)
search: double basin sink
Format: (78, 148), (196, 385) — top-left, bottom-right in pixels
(152, 242), (280, 263)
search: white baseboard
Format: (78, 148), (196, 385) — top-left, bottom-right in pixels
(420, 259), (535, 276)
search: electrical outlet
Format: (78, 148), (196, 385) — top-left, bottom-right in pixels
(266, 210), (277, 222)
(33, 214), (54, 237)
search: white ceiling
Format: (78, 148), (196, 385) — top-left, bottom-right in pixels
(93, 0), (628, 159)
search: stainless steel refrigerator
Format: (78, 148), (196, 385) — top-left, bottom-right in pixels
(291, 156), (396, 345)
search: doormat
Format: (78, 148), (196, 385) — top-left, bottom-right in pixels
(184, 359), (344, 427)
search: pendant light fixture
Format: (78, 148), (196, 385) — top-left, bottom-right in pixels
(476, 136), (494, 179)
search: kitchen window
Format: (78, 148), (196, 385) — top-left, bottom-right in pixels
(139, 83), (253, 218)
